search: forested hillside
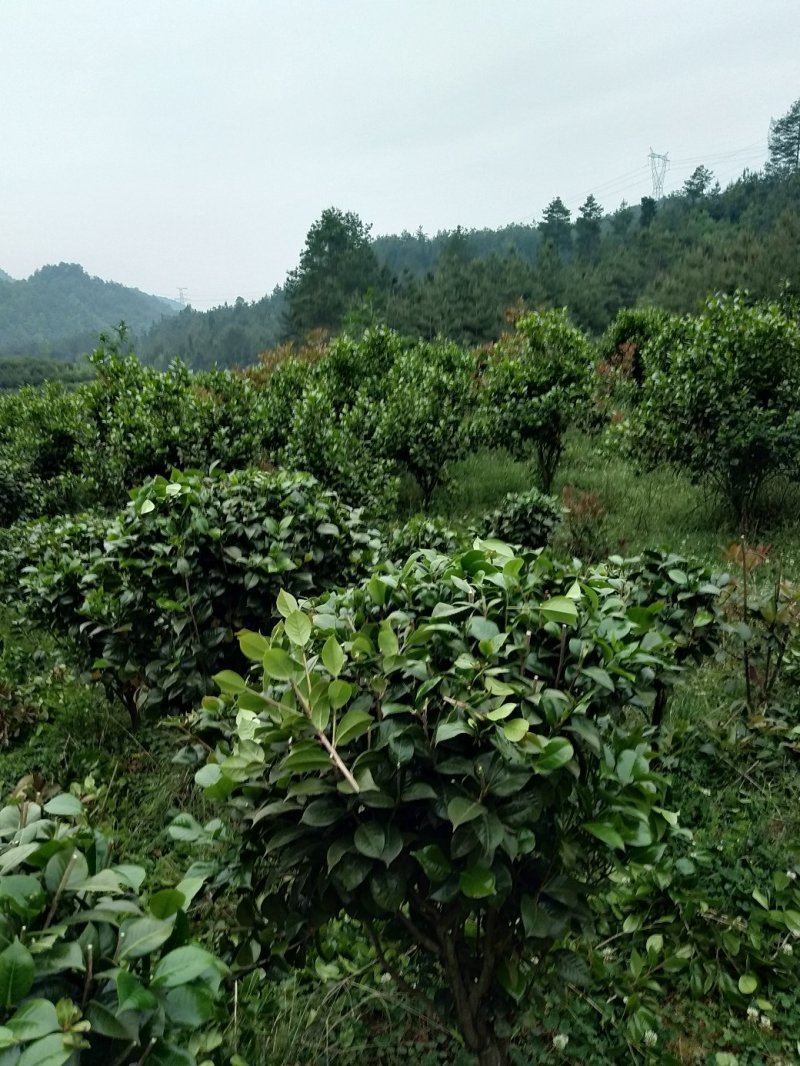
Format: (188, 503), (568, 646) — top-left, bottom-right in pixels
(137, 162), (800, 368)
(0, 262), (178, 360)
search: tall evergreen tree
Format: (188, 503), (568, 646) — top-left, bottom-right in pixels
(683, 165), (715, 201)
(284, 208), (384, 338)
(538, 197), (572, 258)
(767, 97), (800, 175)
(575, 194), (604, 259)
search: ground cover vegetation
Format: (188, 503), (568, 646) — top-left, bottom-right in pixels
(1, 278), (800, 1064)
(0, 97), (799, 1064)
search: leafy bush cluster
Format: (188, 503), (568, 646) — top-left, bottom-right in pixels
(622, 294), (800, 524)
(476, 488), (562, 550)
(0, 781), (226, 1065)
(1, 312), (599, 527)
(1, 469), (379, 723)
(187, 541), (727, 1062)
(471, 310), (594, 493)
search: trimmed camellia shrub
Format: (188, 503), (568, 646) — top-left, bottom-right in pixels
(191, 542), (721, 1064)
(476, 488), (562, 550)
(1, 468), (380, 723)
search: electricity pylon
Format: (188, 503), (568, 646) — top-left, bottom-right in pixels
(649, 148), (669, 199)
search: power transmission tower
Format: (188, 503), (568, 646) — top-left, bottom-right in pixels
(648, 148), (669, 199)
(177, 287), (188, 306)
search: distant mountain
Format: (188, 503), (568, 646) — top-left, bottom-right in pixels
(0, 263), (180, 360)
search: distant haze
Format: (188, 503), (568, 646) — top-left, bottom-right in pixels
(1, 0), (797, 310)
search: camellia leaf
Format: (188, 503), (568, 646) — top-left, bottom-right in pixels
(583, 821), (625, 850)
(117, 970), (158, 1014)
(0, 940), (35, 1008)
(378, 624), (399, 658)
(328, 680), (352, 712)
(152, 945), (221, 989)
(276, 589), (299, 619)
(353, 823), (386, 860)
(536, 737), (574, 772)
(5, 1000), (59, 1042)
(412, 845), (452, 883)
(336, 709), (373, 746)
(262, 648), (296, 681)
(321, 634), (344, 677)
(539, 596), (578, 626)
(164, 984), (216, 1028)
(148, 889), (186, 920)
(447, 797), (484, 829)
(502, 718), (529, 743)
(17, 1033), (73, 1066)
(459, 867), (496, 899)
(42, 794), (84, 818)
(238, 630), (269, 662)
(118, 917), (173, 960)
(213, 670), (247, 695)
(285, 610), (312, 647)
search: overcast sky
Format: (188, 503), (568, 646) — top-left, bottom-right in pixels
(1, 1), (798, 310)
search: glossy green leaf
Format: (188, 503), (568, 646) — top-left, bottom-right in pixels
(321, 634), (344, 677)
(0, 941), (34, 1008)
(285, 610), (312, 647)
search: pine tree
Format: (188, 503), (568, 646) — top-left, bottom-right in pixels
(767, 98), (800, 175)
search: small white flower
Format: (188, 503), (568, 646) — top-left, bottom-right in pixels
(787, 870), (797, 881)
(643, 1030), (658, 1047)
(759, 1014), (772, 1030)
(747, 1006), (759, 1022)
(699, 787), (711, 796)
(782, 942), (794, 956)
(601, 946), (616, 962)
(552, 1034), (569, 1052)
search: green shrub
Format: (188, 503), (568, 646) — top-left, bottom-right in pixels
(83, 339), (267, 506)
(386, 516), (467, 562)
(471, 310), (593, 493)
(625, 293), (800, 526)
(476, 487), (561, 550)
(0, 781), (226, 1064)
(3, 469), (379, 724)
(373, 340), (474, 503)
(191, 542), (719, 1063)
(0, 384), (90, 524)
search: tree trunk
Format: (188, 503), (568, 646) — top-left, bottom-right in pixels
(478, 1041), (507, 1066)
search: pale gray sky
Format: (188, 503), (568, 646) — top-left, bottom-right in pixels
(1, 1), (797, 309)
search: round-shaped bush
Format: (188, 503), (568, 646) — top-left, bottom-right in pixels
(477, 487), (562, 549)
(6, 468), (380, 721)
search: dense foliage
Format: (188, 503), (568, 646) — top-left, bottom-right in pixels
(0, 781), (226, 1064)
(472, 311), (593, 492)
(625, 293), (800, 524)
(191, 542), (723, 1063)
(476, 488), (562, 550)
(1, 469), (379, 723)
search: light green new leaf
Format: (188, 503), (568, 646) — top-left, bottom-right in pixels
(321, 634), (345, 677)
(539, 596), (578, 626)
(285, 610), (312, 647)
